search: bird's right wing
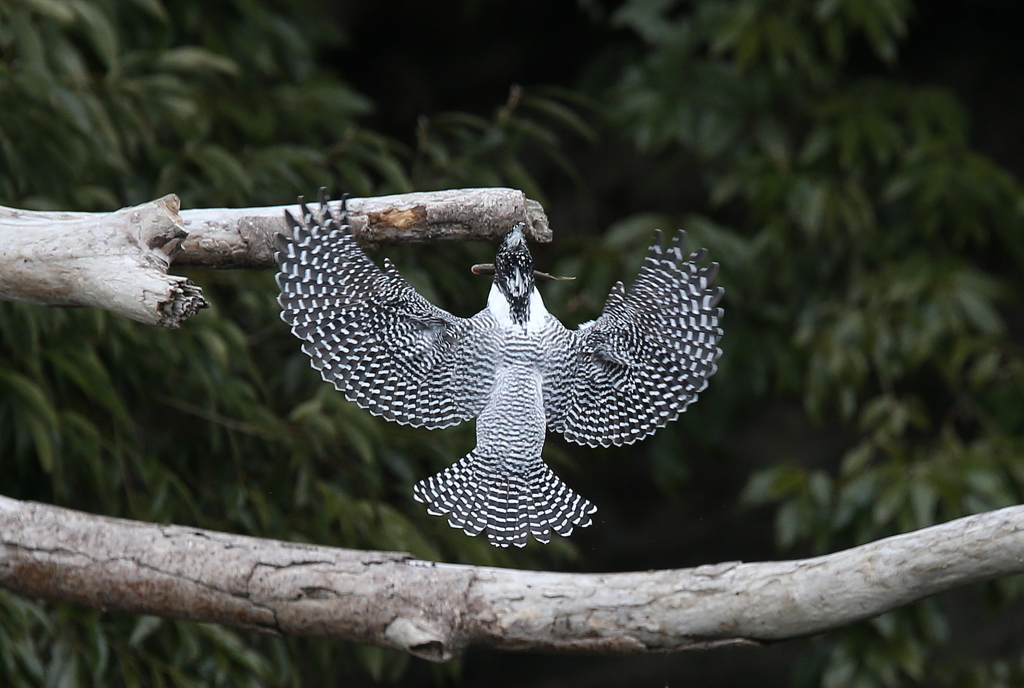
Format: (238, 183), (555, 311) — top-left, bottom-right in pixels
(275, 195), (500, 429)
(546, 230), (723, 447)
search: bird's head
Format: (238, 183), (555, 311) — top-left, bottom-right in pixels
(493, 223), (535, 326)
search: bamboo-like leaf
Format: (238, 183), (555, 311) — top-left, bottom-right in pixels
(157, 46), (239, 77)
(68, 0), (119, 72)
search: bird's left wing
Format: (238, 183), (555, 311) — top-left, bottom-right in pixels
(546, 230), (723, 447)
(275, 195), (500, 429)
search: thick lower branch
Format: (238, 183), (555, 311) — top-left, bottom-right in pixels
(2, 496), (1022, 661)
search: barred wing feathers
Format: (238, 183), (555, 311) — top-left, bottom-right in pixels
(276, 200), (498, 429)
(550, 230), (723, 448)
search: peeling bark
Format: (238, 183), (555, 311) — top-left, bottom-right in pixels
(0, 188), (549, 326)
(2, 495), (1022, 661)
(174, 188), (550, 268)
(0, 195), (207, 328)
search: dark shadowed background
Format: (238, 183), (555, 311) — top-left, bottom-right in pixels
(1, 0), (1023, 686)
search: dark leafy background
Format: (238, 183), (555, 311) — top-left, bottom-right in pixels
(2, 0), (1023, 686)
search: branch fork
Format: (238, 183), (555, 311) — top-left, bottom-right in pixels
(0, 195), (206, 328)
(0, 188), (549, 327)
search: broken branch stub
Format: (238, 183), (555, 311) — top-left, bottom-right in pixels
(0, 195), (207, 328)
(0, 188), (549, 327)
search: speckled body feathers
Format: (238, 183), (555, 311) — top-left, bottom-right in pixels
(276, 194), (723, 547)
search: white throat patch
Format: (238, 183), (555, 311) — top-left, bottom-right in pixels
(488, 283), (549, 334)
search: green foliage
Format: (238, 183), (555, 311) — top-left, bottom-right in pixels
(600, 0), (1024, 685)
(0, 0), (593, 685)
(3, 0), (1024, 685)
(0, 0), (384, 208)
(411, 85), (597, 204)
(0, 591), (291, 688)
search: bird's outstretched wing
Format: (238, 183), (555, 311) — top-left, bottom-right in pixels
(547, 230), (723, 447)
(275, 194), (499, 429)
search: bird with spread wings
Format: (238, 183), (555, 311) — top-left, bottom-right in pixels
(276, 193), (723, 547)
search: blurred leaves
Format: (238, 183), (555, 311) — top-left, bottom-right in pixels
(3, 0), (1024, 686)
(412, 85), (597, 206)
(601, 0), (1024, 686)
(0, 0), (377, 209)
(0, 0), (594, 685)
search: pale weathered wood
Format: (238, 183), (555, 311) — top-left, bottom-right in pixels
(0, 188), (549, 326)
(174, 188), (551, 268)
(0, 195), (207, 328)
(2, 495), (1022, 661)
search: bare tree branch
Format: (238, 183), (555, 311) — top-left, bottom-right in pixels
(0, 188), (549, 327)
(2, 495), (1022, 662)
(175, 188), (551, 268)
(0, 195), (207, 328)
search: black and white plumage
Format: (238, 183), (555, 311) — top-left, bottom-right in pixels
(275, 193), (723, 547)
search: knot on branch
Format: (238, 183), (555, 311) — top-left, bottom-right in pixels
(144, 195), (187, 258)
(384, 617), (453, 662)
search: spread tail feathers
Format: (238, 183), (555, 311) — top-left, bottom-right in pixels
(413, 451), (596, 547)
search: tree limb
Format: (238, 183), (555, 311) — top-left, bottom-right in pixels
(0, 195), (207, 328)
(175, 188), (551, 268)
(0, 188), (549, 327)
(2, 495), (1022, 662)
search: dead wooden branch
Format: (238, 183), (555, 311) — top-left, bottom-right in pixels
(0, 195), (206, 328)
(0, 188), (549, 327)
(175, 188), (550, 268)
(2, 495), (1022, 662)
